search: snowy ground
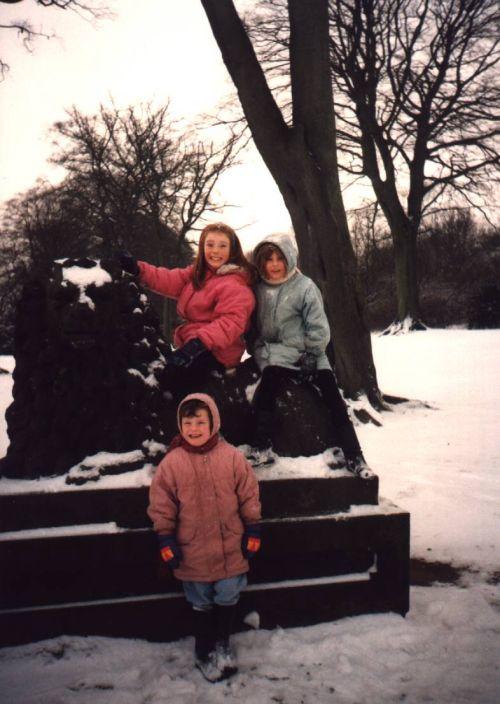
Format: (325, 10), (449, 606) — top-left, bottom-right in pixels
(0, 330), (499, 703)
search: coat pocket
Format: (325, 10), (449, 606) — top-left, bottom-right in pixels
(223, 517), (244, 536)
(176, 523), (197, 546)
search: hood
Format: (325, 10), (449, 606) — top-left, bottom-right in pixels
(176, 392), (221, 437)
(253, 233), (298, 280)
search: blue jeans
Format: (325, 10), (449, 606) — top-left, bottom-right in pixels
(182, 574), (247, 611)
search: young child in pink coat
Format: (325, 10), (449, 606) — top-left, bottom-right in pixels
(119, 223), (256, 399)
(148, 392), (261, 683)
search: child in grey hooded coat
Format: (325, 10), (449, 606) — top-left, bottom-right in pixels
(248, 233), (371, 477)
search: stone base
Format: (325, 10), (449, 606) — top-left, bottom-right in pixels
(0, 496), (409, 647)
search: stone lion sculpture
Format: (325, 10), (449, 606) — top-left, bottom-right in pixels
(0, 258), (172, 482)
(0, 258), (337, 483)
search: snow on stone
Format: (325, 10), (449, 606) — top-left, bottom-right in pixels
(61, 261), (112, 289)
(0, 465), (155, 495)
(66, 449), (147, 483)
(243, 610), (260, 629)
(245, 378), (260, 403)
(60, 261), (112, 311)
(262, 498), (404, 524)
(245, 570), (373, 591)
(127, 367), (158, 388)
(142, 439), (167, 455)
(0, 522), (124, 542)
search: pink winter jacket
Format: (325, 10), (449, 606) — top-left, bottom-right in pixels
(148, 393), (261, 582)
(137, 261), (255, 368)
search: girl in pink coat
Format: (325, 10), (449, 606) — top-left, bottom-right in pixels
(148, 392), (261, 682)
(119, 223), (256, 398)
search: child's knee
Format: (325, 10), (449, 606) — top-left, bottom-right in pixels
(213, 574), (247, 606)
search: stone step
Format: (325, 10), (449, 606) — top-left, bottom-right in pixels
(0, 573), (406, 648)
(0, 502), (409, 646)
(0, 474), (378, 532)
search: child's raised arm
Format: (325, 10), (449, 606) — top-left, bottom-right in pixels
(138, 261), (194, 300)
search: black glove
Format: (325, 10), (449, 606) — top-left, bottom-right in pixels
(295, 352), (317, 378)
(117, 250), (139, 277)
(241, 524), (261, 559)
(158, 534), (182, 570)
(168, 338), (209, 369)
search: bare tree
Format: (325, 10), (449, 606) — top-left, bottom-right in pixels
(248, 0), (500, 332)
(50, 103), (240, 261)
(199, 0), (382, 408)
(0, 0), (112, 78)
(0, 101), (240, 343)
(50, 102), (240, 338)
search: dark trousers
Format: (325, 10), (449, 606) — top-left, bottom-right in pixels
(253, 365), (361, 458)
(164, 352), (224, 403)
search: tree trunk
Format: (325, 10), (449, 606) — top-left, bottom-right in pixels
(200, 0), (382, 405)
(394, 225), (420, 323)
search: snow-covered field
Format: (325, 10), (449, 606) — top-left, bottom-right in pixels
(1, 330), (499, 703)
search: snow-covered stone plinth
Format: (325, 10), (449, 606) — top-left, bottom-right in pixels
(0, 258), (171, 480)
(0, 257), (362, 483)
(0, 471), (409, 647)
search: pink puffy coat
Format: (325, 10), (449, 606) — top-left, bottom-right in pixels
(148, 393), (261, 582)
(137, 261), (255, 368)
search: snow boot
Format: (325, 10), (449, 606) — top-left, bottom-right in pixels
(214, 604), (238, 679)
(246, 446), (276, 468)
(324, 446), (346, 469)
(345, 455), (374, 479)
(193, 609), (223, 683)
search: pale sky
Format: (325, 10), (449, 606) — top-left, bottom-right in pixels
(0, 0), (298, 251)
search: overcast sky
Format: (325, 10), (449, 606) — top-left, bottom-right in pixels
(0, 0), (295, 250)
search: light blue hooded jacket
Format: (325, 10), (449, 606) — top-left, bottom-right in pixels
(251, 233), (332, 372)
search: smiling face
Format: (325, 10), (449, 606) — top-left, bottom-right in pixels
(264, 250), (287, 282)
(203, 230), (232, 271)
(180, 408), (212, 447)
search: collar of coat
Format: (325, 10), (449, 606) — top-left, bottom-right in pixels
(214, 263), (245, 276)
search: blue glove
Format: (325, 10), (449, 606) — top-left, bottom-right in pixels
(158, 534), (182, 569)
(168, 338), (209, 369)
(117, 250), (139, 277)
(241, 524), (261, 559)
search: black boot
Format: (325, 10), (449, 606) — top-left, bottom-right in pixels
(246, 410), (276, 467)
(345, 454), (374, 479)
(214, 604), (238, 679)
(334, 422), (362, 461)
(192, 609), (222, 683)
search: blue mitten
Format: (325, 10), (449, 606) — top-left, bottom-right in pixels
(158, 534), (182, 569)
(117, 250), (139, 277)
(295, 352), (317, 379)
(168, 338), (209, 369)
(241, 524), (261, 559)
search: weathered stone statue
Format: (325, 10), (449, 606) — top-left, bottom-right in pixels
(0, 258), (338, 483)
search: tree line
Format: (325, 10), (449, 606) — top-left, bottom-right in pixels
(0, 102), (239, 351)
(351, 207), (500, 330)
(1, 0), (499, 411)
